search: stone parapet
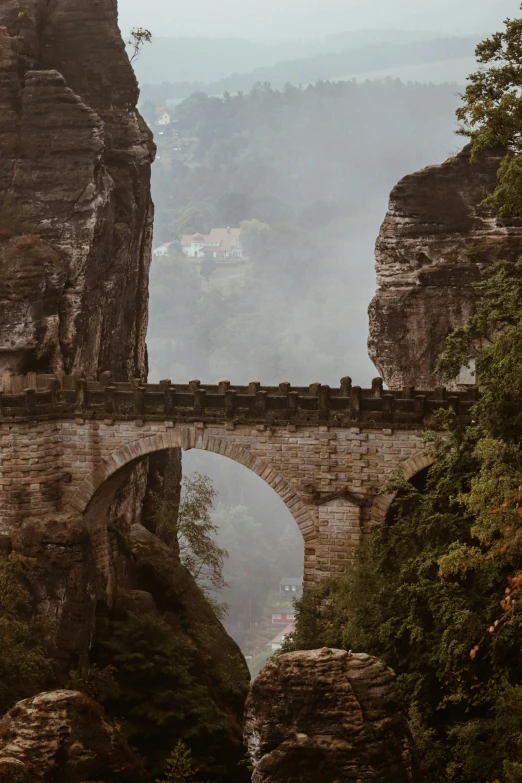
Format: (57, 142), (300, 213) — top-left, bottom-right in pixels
(0, 372), (477, 428)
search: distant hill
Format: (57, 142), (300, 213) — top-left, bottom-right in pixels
(133, 29), (468, 86)
(140, 35), (479, 103)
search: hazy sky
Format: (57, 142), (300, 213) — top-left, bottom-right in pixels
(118, 0), (520, 40)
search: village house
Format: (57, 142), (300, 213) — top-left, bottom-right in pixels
(152, 242), (172, 258)
(181, 228), (247, 262)
(267, 623), (295, 652)
(271, 610), (296, 626)
(279, 578), (303, 596)
(155, 107), (171, 126)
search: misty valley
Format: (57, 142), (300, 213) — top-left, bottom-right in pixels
(1, 2), (522, 783)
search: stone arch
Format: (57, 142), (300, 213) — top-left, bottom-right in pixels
(68, 425), (315, 537)
(370, 451), (436, 525)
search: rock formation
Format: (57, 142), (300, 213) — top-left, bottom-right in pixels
(0, 2), (249, 779)
(244, 648), (421, 783)
(369, 145), (522, 390)
(0, 1), (155, 380)
(0, 690), (148, 782)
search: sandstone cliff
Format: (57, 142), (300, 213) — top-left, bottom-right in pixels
(368, 145), (522, 390)
(0, 3), (249, 778)
(0, 1), (154, 380)
(245, 649), (421, 783)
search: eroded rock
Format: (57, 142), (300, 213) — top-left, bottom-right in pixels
(245, 649), (421, 783)
(0, 690), (147, 782)
(369, 145), (522, 390)
(0, 1), (155, 379)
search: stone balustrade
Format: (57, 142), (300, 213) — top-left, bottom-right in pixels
(0, 371), (477, 428)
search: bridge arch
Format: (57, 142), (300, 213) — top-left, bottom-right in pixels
(68, 425), (315, 537)
(369, 451), (436, 525)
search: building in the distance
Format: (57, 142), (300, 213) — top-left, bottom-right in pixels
(181, 228), (246, 262)
(267, 623), (295, 652)
(154, 107), (171, 126)
(279, 578), (303, 596)
(271, 610), (296, 626)
(152, 242), (172, 258)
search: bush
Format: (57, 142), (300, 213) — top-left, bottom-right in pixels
(288, 258), (522, 782)
(0, 554), (54, 715)
(94, 611), (230, 778)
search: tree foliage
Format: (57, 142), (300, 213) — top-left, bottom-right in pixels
(149, 471), (228, 594)
(457, 5), (522, 217)
(95, 611), (230, 778)
(128, 27), (152, 64)
(288, 258), (522, 782)
(0, 554), (54, 715)
(156, 740), (213, 783)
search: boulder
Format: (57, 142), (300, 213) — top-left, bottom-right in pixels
(244, 649), (421, 783)
(0, 690), (148, 782)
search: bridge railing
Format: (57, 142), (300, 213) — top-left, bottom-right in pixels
(0, 372), (478, 428)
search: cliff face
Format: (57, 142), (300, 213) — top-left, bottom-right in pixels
(369, 145), (522, 390)
(0, 1), (154, 380)
(0, 4), (249, 778)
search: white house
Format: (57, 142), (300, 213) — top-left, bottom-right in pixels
(152, 242), (172, 258)
(155, 107), (171, 126)
(279, 578), (303, 596)
(267, 623), (295, 652)
(181, 228), (246, 262)
(181, 233), (207, 259)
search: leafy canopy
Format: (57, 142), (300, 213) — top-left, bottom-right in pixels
(288, 257), (522, 783)
(95, 611), (229, 777)
(0, 553), (54, 715)
(149, 469), (228, 595)
(457, 5), (522, 217)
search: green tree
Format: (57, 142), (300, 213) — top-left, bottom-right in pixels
(156, 741), (202, 783)
(239, 220), (269, 258)
(150, 471), (228, 594)
(128, 27), (152, 64)
(288, 258), (522, 782)
(96, 611), (229, 776)
(0, 554), (54, 715)
(199, 256), (217, 281)
(176, 204), (213, 237)
(457, 5), (522, 217)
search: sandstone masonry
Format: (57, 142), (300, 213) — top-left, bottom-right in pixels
(0, 372), (471, 582)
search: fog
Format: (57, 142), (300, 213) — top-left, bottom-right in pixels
(119, 0), (518, 39)
(129, 1), (518, 663)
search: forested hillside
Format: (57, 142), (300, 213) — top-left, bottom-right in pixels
(140, 35), (476, 101)
(133, 29), (440, 86)
(148, 79), (463, 387)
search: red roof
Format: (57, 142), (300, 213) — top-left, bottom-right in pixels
(181, 228), (242, 252)
(155, 106), (170, 117)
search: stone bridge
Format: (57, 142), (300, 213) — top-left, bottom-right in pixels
(0, 371), (477, 582)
